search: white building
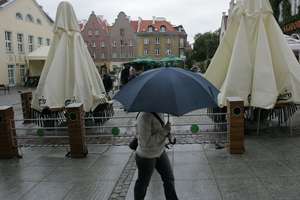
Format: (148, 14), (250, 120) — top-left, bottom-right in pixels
(0, 0), (53, 86)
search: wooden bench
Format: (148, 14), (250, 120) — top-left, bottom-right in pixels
(0, 84), (9, 94)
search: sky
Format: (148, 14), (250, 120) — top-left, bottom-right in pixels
(36, 0), (230, 43)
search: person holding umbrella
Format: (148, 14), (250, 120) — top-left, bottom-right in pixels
(114, 67), (219, 199)
(134, 112), (178, 200)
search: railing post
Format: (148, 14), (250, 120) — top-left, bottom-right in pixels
(0, 106), (20, 158)
(21, 91), (32, 123)
(227, 97), (245, 154)
(66, 103), (88, 158)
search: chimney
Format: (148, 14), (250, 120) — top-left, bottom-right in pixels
(152, 16), (156, 24)
(137, 17), (142, 32)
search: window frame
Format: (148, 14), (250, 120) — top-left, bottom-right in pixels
(5, 31), (13, 53)
(17, 33), (24, 53)
(28, 35), (34, 52)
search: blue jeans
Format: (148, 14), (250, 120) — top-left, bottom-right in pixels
(134, 151), (179, 200)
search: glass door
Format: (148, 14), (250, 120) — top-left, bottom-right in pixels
(8, 65), (16, 86)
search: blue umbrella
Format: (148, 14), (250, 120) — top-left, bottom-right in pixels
(113, 67), (219, 116)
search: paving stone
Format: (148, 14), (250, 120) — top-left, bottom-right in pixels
(19, 181), (73, 200)
(216, 177), (273, 200)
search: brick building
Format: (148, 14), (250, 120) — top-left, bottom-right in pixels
(80, 11), (110, 73)
(80, 13), (188, 72)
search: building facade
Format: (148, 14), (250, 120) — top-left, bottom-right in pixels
(0, 0), (53, 86)
(80, 11), (110, 73)
(81, 13), (188, 71)
(109, 12), (137, 70)
(133, 17), (187, 60)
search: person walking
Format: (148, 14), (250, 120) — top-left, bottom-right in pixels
(134, 112), (178, 200)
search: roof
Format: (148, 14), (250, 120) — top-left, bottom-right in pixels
(79, 12), (109, 32)
(135, 19), (178, 33)
(130, 21), (138, 32)
(0, 0), (54, 23)
(28, 46), (50, 60)
(0, 0), (13, 8)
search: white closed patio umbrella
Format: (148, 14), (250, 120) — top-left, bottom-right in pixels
(205, 0), (300, 109)
(31, 1), (107, 112)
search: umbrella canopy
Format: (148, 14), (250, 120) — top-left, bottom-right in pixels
(160, 56), (184, 63)
(205, 0), (300, 109)
(125, 57), (161, 71)
(114, 67), (219, 116)
(31, 2), (107, 112)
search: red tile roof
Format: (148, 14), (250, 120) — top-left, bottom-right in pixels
(136, 20), (177, 33)
(130, 21), (138, 32)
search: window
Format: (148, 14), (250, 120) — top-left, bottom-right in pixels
(7, 65), (16, 86)
(120, 28), (125, 36)
(180, 38), (185, 48)
(95, 30), (99, 35)
(148, 26), (154, 32)
(26, 14), (34, 22)
(120, 40), (124, 46)
(88, 30), (92, 36)
(20, 65), (26, 83)
(129, 50), (134, 57)
(37, 18), (42, 25)
(101, 41), (105, 48)
(178, 27), (183, 32)
(155, 48), (160, 55)
(28, 35), (34, 52)
(46, 38), (50, 46)
(17, 33), (24, 53)
(167, 38), (171, 44)
(5, 31), (13, 52)
(155, 37), (160, 44)
(129, 40), (133, 47)
(92, 41), (96, 47)
(166, 49), (171, 56)
(112, 52), (117, 58)
(113, 41), (117, 47)
(144, 49), (148, 55)
(38, 37), (43, 47)
(144, 38), (149, 45)
(101, 53), (105, 59)
(160, 26), (166, 32)
(93, 52), (96, 59)
(16, 13), (23, 20)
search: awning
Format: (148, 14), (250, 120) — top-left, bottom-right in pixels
(28, 46), (50, 60)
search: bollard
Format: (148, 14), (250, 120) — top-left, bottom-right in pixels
(227, 97), (245, 154)
(0, 106), (20, 158)
(20, 91), (32, 124)
(66, 103), (88, 158)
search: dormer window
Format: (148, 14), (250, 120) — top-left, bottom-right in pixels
(26, 14), (34, 22)
(16, 13), (23, 20)
(148, 26), (154, 32)
(160, 26), (166, 32)
(37, 19), (42, 25)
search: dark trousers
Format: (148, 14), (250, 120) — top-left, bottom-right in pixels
(134, 151), (179, 200)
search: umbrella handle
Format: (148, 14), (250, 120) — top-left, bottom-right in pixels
(167, 114), (170, 123)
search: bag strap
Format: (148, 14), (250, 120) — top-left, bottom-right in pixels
(151, 112), (165, 127)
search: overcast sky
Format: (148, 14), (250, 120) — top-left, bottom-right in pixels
(36, 0), (230, 42)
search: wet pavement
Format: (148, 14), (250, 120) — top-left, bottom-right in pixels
(1, 88), (300, 200)
(0, 136), (300, 200)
